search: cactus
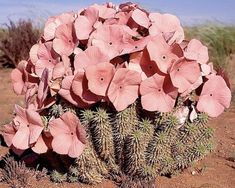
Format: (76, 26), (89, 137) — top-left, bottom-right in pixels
(67, 108), (108, 184)
(50, 170), (67, 183)
(91, 107), (115, 162)
(42, 100), (214, 185)
(112, 102), (139, 165)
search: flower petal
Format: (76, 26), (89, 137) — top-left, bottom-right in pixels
(131, 9), (150, 28)
(2, 123), (17, 147)
(170, 59), (201, 93)
(51, 134), (73, 155)
(72, 72), (100, 104)
(74, 46), (109, 71)
(12, 126), (30, 150)
(26, 109), (44, 144)
(147, 35), (181, 73)
(74, 15), (93, 40)
(184, 39), (209, 64)
(32, 135), (50, 154)
(68, 137), (86, 158)
(140, 73), (178, 112)
(85, 62), (115, 96)
(197, 75), (231, 117)
(107, 68), (141, 111)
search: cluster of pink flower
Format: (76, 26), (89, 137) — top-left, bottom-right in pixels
(2, 2), (231, 158)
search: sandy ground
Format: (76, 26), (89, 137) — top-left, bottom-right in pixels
(0, 68), (234, 188)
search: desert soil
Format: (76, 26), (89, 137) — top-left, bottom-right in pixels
(0, 67), (234, 188)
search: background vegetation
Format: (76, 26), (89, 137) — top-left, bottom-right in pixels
(0, 20), (40, 68)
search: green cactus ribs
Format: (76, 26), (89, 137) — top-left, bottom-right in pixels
(45, 100), (215, 185)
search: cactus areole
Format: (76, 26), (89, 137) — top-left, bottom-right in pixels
(2, 1), (231, 185)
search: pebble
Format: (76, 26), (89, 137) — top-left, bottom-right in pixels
(191, 170), (196, 175)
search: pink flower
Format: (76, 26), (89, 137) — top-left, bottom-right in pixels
(181, 76), (203, 97)
(11, 105), (44, 150)
(72, 71), (101, 104)
(28, 97), (56, 112)
(34, 42), (60, 78)
(119, 2), (138, 12)
(2, 123), (25, 156)
(147, 35), (183, 74)
(115, 11), (131, 25)
(74, 7), (99, 40)
(201, 63), (215, 76)
(149, 13), (184, 44)
(216, 68), (231, 89)
(56, 12), (77, 24)
(74, 46), (109, 72)
(2, 123), (17, 147)
(32, 134), (52, 154)
(90, 4), (116, 19)
(11, 60), (39, 96)
(75, 17), (93, 41)
(170, 58), (201, 93)
(131, 9), (150, 28)
(85, 62), (115, 96)
(29, 44), (40, 63)
(121, 36), (151, 55)
(89, 24), (132, 59)
(48, 56), (72, 96)
(58, 75), (89, 108)
(11, 60), (28, 95)
(52, 55), (72, 79)
(140, 73), (178, 112)
(197, 75), (231, 117)
(25, 84), (38, 107)
(24, 68), (55, 111)
(107, 68), (141, 111)
(49, 111), (86, 158)
(128, 46), (180, 83)
(140, 54), (163, 78)
(127, 52), (147, 80)
(43, 12), (77, 41)
(37, 69), (50, 109)
(184, 39), (209, 64)
(53, 23), (78, 56)
(49, 79), (62, 97)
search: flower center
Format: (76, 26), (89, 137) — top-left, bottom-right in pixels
(162, 55), (166, 60)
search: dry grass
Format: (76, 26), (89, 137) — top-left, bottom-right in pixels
(0, 20), (40, 68)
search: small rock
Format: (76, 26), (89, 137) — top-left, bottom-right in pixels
(191, 170), (196, 175)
